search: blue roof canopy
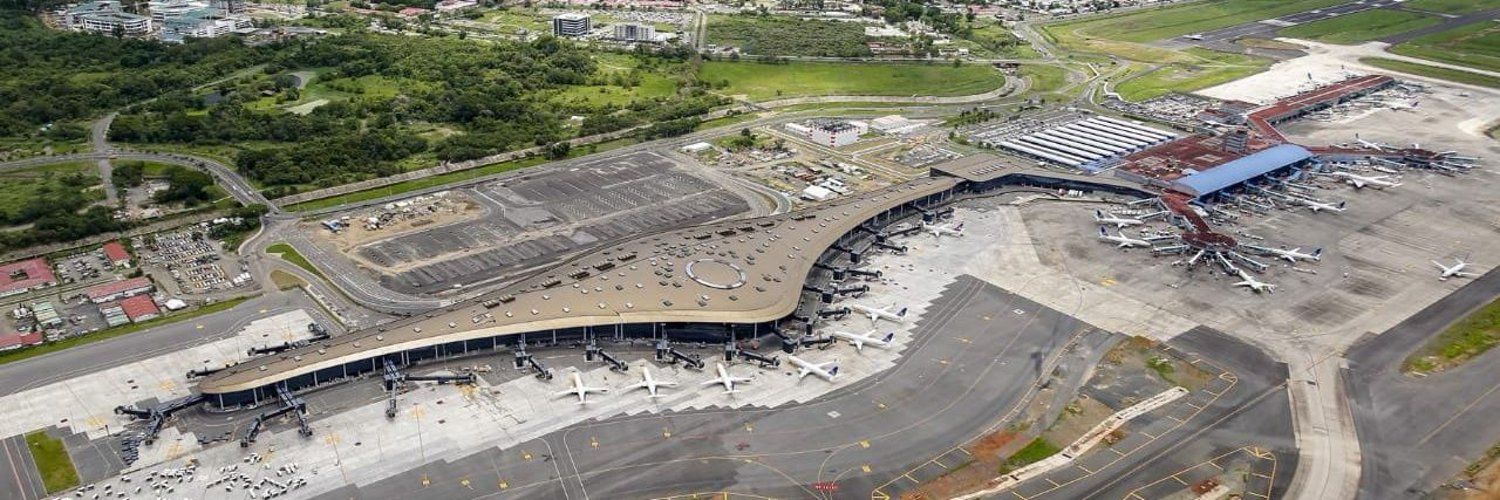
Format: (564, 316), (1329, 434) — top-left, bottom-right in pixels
(1171, 144), (1312, 197)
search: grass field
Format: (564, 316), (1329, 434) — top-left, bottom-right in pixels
(1390, 20), (1500, 74)
(1045, 0), (1346, 45)
(1404, 294), (1500, 373)
(1020, 64), (1070, 94)
(0, 296), (253, 366)
(266, 243), (324, 278)
(1278, 9), (1441, 44)
(1405, 0), (1500, 14)
(706, 14), (871, 57)
(1003, 438), (1061, 472)
(1115, 48), (1272, 101)
(25, 431), (78, 493)
(701, 61), (1006, 101)
(1361, 57), (1500, 89)
(0, 162), (101, 222)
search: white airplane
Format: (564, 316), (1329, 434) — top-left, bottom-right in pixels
(1329, 171), (1402, 189)
(1233, 270), (1276, 294)
(1300, 199), (1346, 213)
(625, 366), (677, 398)
(1248, 245), (1322, 263)
(1097, 227), (1151, 248)
(701, 363), (753, 394)
(849, 303), (908, 325)
(1356, 138), (1388, 151)
(788, 355), (840, 382)
(1434, 259), (1480, 281)
(922, 221), (965, 238)
(1093, 209), (1144, 228)
(554, 371), (609, 404)
(830, 329), (895, 352)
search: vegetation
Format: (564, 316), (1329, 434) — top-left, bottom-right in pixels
(1044, 0), (1346, 44)
(266, 243), (323, 278)
(1360, 57), (1500, 89)
(707, 15), (871, 57)
(1278, 10), (1441, 44)
(24, 431), (78, 494)
(1003, 438), (1060, 472)
(0, 296), (253, 366)
(1404, 294), (1500, 373)
(1405, 0), (1500, 14)
(700, 61), (1005, 100)
(1115, 49), (1271, 101)
(1019, 64), (1070, 94)
(1390, 20), (1500, 74)
(0, 162), (127, 251)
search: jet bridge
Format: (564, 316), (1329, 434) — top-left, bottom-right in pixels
(240, 386), (310, 447)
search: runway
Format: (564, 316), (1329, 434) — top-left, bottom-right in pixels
(0, 434), (45, 500)
(311, 274), (1114, 499)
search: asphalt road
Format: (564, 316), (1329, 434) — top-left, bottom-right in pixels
(1346, 266), (1500, 497)
(1174, 0), (1405, 54)
(0, 150), (268, 210)
(311, 274), (1114, 499)
(0, 433), (46, 500)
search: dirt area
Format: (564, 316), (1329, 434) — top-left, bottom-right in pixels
(1438, 444), (1500, 499)
(311, 192), (482, 271)
(1040, 394), (1115, 448)
(269, 270), (305, 290)
(1103, 336), (1215, 392)
(899, 430), (1021, 500)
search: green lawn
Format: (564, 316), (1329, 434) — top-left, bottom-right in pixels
(1116, 49), (1272, 101)
(1405, 293), (1500, 373)
(1361, 57), (1500, 89)
(1004, 438), (1061, 472)
(1046, 0), (1347, 44)
(1390, 20), (1500, 74)
(266, 243), (324, 278)
(0, 296), (253, 366)
(1405, 0), (1500, 14)
(25, 431), (78, 493)
(701, 61), (1007, 101)
(1278, 9), (1442, 44)
(706, 14), (871, 57)
(550, 71), (678, 107)
(0, 162), (101, 222)
(1020, 64), (1070, 94)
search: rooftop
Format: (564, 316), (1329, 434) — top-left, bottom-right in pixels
(0, 258), (56, 294)
(85, 277), (153, 301)
(1170, 143), (1313, 197)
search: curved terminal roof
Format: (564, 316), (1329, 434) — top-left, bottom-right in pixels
(199, 177), (959, 394)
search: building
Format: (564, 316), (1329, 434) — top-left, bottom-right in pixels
(85, 277), (155, 304)
(808, 121), (867, 148)
(0, 258), (57, 298)
(209, 0), (243, 14)
(64, 1), (152, 35)
(102, 241), (132, 268)
(613, 23), (655, 42)
(552, 13), (591, 37)
(31, 301), (63, 329)
(1169, 144), (1315, 199)
(160, 9), (251, 43)
(100, 302), (130, 327)
(434, 0), (477, 12)
(120, 295), (162, 323)
(0, 327), (43, 351)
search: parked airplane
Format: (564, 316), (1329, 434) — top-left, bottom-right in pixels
(1300, 199), (1346, 213)
(1329, 171), (1402, 189)
(831, 329), (895, 352)
(1356, 138), (1388, 151)
(702, 363), (753, 393)
(922, 221), (965, 238)
(1093, 209), (1144, 228)
(555, 371), (609, 404)
(849, 303), (908, 325)
(1097, 227), (1151, 248)
(1434, 259), (1480, 281)
(788, 355), (840, 382)
(1246, 245), (1322, 263)
(625, 366), (677, 398)
(1234, 270), (1276, 294)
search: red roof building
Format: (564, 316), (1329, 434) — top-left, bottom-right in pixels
(85, 277), (154, 304)
(119, 295), (161, 323)
(0, 330), (43, 351)
(102, 241), (131, 268)
(0, 258), (57, 298)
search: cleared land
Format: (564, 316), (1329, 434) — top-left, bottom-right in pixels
(1390, 20), (1500, 74)
(1405, 0), (1500, 14)
(1361, 57), (1500, 89)
(701, 61), (1006, 100)
(1116, 48), (1272, 101)
(25, 431), (78, 494)
(1045, 0), (1346, 44)
(1404, 294), (1500, 373)
(1277, 9), (1442, 44)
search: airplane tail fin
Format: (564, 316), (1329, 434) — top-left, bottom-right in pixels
(1099, 226), (1108, 237)
(896, 307), (908, 318)
(1093, 209), (1104, 220)
(1337, 201), (1347, 209)
(828, 365), (840, 377)
(883, 332), (895, 343)
(1312, 248), (1323, 258)
(954, 222), (964, 231)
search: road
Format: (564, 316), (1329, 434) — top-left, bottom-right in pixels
(0, 150), (269, 210)
(91, 113), (118, 205)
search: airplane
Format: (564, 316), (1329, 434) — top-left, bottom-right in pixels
(625, 366), (677, 398)
(1093, 209), (1144, 228)
(1247, 245), (1322, 263)
(788, 355), (840, 382)
(554, 371), (609, 404)
(1183, 33), (1204, 41)
(1097, 227), (1151, 248)
(701, 363), (753, 393)
(1233, 270), (1276, 294)
(922, 221), (965, 238)
(1300, 199), (1346, 213)
(1328, 171), (1402, 189)
(848, 303), (908, 325)
(830, 329), (895, 352)
(1434, 259), (1480, 281)
(1356, 136), (1388, 152)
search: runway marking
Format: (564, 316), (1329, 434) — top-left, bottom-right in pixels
(590, 436), (599, 449)
(957, 337), (972, 344)
(323, 432), (341, 445)
(862, 464), (872, 473)
(902, 473), (919, 484)
(1253, 472), (1272, 479)
(1246, 492), (1270, 499)
(1171, 474), (1188, 485)
(460, 477), (472, 489)
(159, 380), (176, 391)
(195, 324), (204, 329)
(499, 478), (510, 489)
(1109, 447), (1126, 457)
(521, 450), (533, 461)
(876, 401), (887, 410)
(932, 457), (947, 468)
(859, 440), (870, 449)
(663, 428), (672, 439)
(1046, 477), (1062, 487)
(743, 424), (753, 433)
(1137, 430), (1156, 439)
(1076, 464), (1095, 474)
(1185, 401), (1204, 410)
(1417, 377), (1500, 446)
(420, 474), (430, 487)
(85, 416), (106, 430)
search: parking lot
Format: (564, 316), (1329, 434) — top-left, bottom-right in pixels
(333, 151), (752, 294)
(136, 226), (253, 295)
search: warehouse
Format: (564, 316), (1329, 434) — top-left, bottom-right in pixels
(982, 116), (1178, 171)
